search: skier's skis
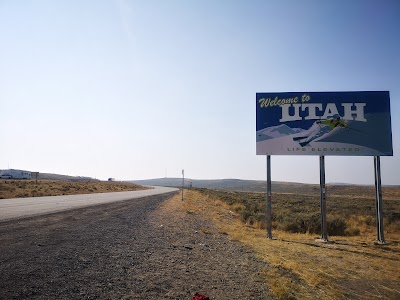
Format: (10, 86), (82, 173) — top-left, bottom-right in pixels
(293, 136), (308, 141)
(299, 141), (310, 147)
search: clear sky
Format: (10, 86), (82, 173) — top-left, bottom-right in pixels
(1, 0), (399, 185)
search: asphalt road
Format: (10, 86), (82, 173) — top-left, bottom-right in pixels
(0, 186), (178, 221)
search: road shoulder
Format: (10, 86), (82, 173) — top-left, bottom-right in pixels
(150, 192), (270, 299)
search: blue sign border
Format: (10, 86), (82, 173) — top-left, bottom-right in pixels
(256, 91), (393, 156)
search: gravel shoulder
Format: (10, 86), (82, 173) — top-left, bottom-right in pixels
(0, 191), (269, 299)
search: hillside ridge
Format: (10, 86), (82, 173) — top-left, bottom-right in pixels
(129, 177), (400, 195)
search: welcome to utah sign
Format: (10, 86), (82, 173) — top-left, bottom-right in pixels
(256, 91), (393, 156)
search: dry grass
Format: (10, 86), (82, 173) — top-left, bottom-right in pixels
(179, 189), (400, 300)
(196, 188), (400, 238)
(0, 180), (148, 199)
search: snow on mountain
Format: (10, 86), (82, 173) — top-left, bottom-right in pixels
(257, 124), (305, 141)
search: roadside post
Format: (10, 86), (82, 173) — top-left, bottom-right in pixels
(182, 169), (184, 201)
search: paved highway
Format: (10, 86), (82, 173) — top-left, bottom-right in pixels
(0, 186), (178, 221)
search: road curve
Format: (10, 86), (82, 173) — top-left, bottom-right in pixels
(0, 186), (178, 221)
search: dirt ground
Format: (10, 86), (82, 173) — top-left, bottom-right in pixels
(0, 192), (270, 299)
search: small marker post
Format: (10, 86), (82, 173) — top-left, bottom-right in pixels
(182, 169), (184, 201)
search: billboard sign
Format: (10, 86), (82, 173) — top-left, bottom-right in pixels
(256, 91), (392, 156)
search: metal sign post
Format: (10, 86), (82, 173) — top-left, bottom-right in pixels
(319, 156), (328, 242)
(266, 155), (273, 239)
(374, 156), (385, 243)
(31, 172), (39, 183)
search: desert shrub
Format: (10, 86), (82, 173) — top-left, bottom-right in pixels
(240, 210), (252, 223)
(254, 220), (266, 230)
(0, 184), (15, 191)
(247, 216), (256, 226)
(232, 203), (245, 213)
(386, 220), (400, 232)
(195, 188), (400, 236)
(345, 227), (361, 236)
(365, 216), (374, 226)
(278, 214), (348, 235)
(303, 214), (321, 234)
(385, 212), (400, 224)
(327, 217), (347, 236)
(279, 214), (320, 234)
(282, 218), (304, 233)
(16, 193), (30, 198)
(255, 212), (266, 223)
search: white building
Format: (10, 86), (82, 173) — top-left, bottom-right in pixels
(0, 169), (32, 179)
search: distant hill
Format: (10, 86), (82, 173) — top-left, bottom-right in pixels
(129, 178), (321, 194)
(35, 172), (97, 181)
(129, 178), (400, 198)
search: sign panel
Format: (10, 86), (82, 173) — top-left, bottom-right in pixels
(256, 91), (393, 156)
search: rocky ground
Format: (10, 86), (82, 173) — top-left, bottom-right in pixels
(0, 192), (270, 299)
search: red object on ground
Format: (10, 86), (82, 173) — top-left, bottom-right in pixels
(192, 292), (210, 300)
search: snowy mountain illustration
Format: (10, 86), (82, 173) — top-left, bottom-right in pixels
(257, 124), (305, 141)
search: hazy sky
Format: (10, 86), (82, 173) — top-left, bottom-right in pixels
(1, 0), (399, 185)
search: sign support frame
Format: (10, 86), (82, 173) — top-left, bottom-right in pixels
(266, 155), (273, 239)
(374, 156), (386, 244)
(319, 156), (329, 242)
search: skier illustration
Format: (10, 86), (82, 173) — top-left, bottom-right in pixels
(293, 115), (347, 147)
(316, 115), (348, 131)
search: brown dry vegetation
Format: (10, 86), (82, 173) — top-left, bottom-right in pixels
(197, 188), (400, 239)
(181, 189), (400, 299)
(267, 184), (400, 200)
(0, 180), (147, 199)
